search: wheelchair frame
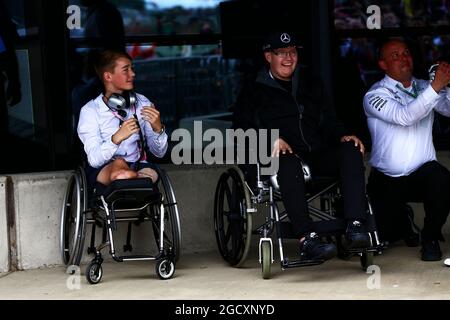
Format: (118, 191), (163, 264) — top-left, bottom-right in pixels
(60, 165), (181, 284)
(214, 163), (382, 279)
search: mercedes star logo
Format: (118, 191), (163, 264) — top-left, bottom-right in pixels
(280, 33), (291, 43)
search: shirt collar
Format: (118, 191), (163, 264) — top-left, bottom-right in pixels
(94, 94), (110, 112)
(383, 74), (417, 91)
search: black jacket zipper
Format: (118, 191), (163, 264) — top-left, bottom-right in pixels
(294, 99), (312, 152)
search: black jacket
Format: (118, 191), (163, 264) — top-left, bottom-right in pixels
(233, 65), (348, 154)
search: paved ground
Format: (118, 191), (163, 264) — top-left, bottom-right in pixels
(1, 240), (450, 301)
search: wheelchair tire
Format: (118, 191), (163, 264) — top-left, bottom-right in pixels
(261, 241), (271, 280)
(153, 167), (181, 264)
(156, 258), (175, 280)
(60, 168), (88, 266)
(214, 167), (253, 267)
(360, 251), (374, 271)
(86, 260), (103, 285)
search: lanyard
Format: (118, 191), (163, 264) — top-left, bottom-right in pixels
(395, 81), (419, 99)
(110, 105), (147, 162)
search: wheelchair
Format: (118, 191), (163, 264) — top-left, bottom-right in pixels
(60, 164), (181, 284)
(214, 162), (382, 279)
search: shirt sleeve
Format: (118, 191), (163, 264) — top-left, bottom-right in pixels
(77, 105), (119, 168)
(433, 88), (450, 117)
(363, 84), (439, 126)
(144, 123), (168, 158)
(137, 98), (168, 158)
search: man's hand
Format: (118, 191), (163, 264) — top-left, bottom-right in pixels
(340, 135), (365, 155)
(272, 138), (293, 157)
(111, 118), (140, 145)
(141, 103), (163, 133)
(431, 61), (450, 92)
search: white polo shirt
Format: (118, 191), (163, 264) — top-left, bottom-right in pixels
(77, 93), (168, 168)
(363, 75), (450, 177)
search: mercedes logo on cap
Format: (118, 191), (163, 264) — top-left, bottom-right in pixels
(280, 33), (291, 43)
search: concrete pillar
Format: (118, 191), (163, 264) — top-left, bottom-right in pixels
(10, 172), (69, 270)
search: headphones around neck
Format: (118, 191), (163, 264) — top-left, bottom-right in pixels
(106, 91), (137, 117)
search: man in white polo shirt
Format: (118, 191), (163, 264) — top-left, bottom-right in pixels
(364, 39), (450, 261)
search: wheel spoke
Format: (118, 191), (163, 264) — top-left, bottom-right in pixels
(223, 181), (232, 210)
(230, 179), (238, 212)
(224, 223), (232, 244)
(231, 220), (242, 259)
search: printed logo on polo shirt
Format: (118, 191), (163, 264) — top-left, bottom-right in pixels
(368, 95), (387, 112)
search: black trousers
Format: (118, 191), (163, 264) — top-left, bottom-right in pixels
(367, 161), (450, 242)
(277, 141), (366, 238)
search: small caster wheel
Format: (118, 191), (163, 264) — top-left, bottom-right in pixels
(86, 260), (103, 284)
(156, 259), (175, 280)
(261, 241), (271, 280)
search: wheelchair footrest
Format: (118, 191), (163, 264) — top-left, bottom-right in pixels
(344, 246), (380, 254)
(281, 258), (325, 269)
(112, 254), (159, 262)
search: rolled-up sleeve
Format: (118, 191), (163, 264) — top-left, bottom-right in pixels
(77, 106), (119, 168)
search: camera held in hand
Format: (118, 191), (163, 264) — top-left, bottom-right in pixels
(428, 62), (450, 87)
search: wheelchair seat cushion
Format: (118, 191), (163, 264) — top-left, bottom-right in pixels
(95, 178), (161, 204)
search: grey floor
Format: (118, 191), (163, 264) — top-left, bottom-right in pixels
(1, 239), (450, 300)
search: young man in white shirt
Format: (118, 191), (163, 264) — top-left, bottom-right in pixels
(364, 39), (450, 261)
(78, 50), (168, 187)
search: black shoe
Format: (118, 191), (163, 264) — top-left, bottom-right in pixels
(299, 232), (337, 261)
(421, 240), (442, 261)
(345, 220), (371, 249)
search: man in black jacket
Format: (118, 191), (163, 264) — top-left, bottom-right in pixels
(233, 31), (371, 261)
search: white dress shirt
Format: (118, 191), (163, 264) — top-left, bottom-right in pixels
(78, 93), (168, 168)
(364, 75), (450, 177)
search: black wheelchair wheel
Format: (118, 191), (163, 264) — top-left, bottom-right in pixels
(214, 167), (253, 267)
(152, 167), (181, 264)
(60, 168), (87, 266)
(155, 258), (175, 280)
(86, 260), (103, 284)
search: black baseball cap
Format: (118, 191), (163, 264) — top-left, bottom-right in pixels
(262, 31), (302, 52)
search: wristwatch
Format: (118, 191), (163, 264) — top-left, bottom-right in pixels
(157, 124), (165, 135)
